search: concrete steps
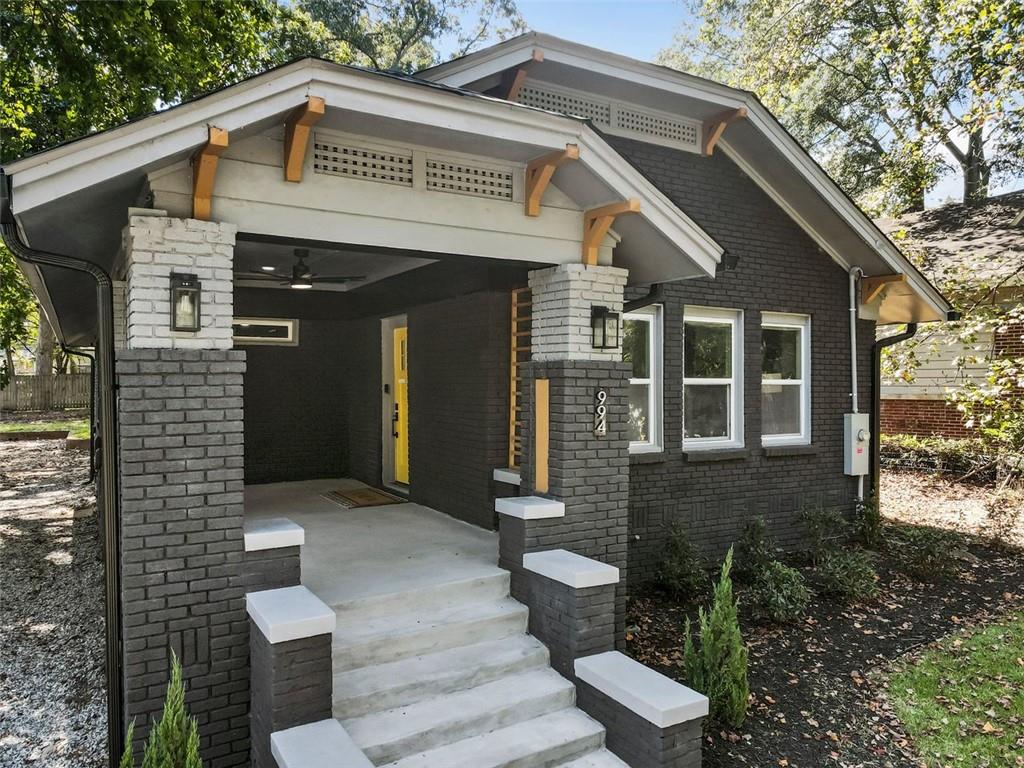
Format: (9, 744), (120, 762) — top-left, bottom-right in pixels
(333, 634), (550, 719)
(344, 668), (576, 764)
(329, 559), (624, 767)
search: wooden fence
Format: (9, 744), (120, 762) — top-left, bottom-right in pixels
(0, 374), (91, 411)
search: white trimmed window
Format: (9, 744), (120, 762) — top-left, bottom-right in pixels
(683, 307), (743, 448)
(761, 313), (811, 445)
(623, 305), (663, 452)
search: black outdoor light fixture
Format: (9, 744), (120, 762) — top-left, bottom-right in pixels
(591, 305), (620, 349)
(170, 272), (201, 332)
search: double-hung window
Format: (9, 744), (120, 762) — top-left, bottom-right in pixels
(623, 305), (663, 452)
(761, 313), (811, 445)
(683, 307), (743, 448)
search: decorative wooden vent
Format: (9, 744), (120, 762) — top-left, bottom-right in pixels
(313, 140), (413, 186)
(516, 81), (702, 153)
(425, 158), (514, 200)
(508, 287), (532, 469)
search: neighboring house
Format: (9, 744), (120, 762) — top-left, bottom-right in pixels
(877, 191), (1024, 438)
(2, 33), (950, 768)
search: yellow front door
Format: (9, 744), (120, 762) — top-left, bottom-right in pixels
(392, 326), (409, 484)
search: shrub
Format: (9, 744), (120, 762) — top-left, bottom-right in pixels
(748, 560), (811, 624)
(120, 650), (202, 768)
(816, 549), (879, 601)
(800, 504), (847, 565)
(880, 434), (994, 483)
(683, 547), (749, 727)
(657, 521), (709, 601)
(890, 527), (958, 582)
(734, 517), (775, 582)
(857, 496), (884, 550)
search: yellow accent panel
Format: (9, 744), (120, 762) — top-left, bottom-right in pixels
(393, 326), (409, 484)
(534, 378), (549, 493)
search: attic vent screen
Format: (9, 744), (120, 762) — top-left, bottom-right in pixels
(616, 107), (699, 147)
(313, 140), (413, 186)
(518, 84), (611, 124)
(425, 158), (514, 200)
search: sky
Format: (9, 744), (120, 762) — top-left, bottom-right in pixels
(441, 0), (1020, 208)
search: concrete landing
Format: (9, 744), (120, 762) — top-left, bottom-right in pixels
(244, 478), (499, 608)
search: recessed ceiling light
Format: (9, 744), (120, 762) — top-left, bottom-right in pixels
(260, 265), (276, 272)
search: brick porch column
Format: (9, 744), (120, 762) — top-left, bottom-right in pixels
(115, 211), (250, 766)
(508, 263), (632, 641)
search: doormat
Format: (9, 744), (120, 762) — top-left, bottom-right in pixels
(321, 487), (405, 508)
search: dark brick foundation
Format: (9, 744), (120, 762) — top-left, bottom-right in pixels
(577, 680), (703, 768)
(244, 546), (301, 592)
(250, 628), (332, 768)
(116, 349), (249, 766)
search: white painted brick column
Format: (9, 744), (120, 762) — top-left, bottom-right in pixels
(528, 263), (629, 362)
(120, 211), (236, 350)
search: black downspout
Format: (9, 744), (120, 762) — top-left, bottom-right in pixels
(1, 172), (124, 766)
(623, 283), (665, 312)
(871, 323), (918, 501)
(61, 345), (97, 482)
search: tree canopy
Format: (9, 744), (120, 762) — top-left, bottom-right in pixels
(660, 0), (1024, 215)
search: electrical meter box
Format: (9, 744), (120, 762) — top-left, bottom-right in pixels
(844, 413), (871, 476)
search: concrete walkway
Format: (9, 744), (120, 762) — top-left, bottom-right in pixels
(244, 478), (499, 607)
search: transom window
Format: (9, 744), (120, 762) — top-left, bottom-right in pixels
(761, 313), (811, 445)
(623, 306), (663, 452)
(683, 307), (743, 448)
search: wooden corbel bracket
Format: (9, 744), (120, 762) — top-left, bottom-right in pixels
(702, 107), (747, 156)
(861, 273), (906, 304)
(583, 198), (641, 266)
(192, 126), (229, 221)
(284, 96), (326, 183)
(525, 144), (580, 217)
(501, 49), (545, 101)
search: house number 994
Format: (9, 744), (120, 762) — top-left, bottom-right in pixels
(594, 389), (608, 436)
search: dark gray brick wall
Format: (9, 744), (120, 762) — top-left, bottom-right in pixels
(610, 136), (875, 584)
(243, 547), (301, 592)
(516, 573), (615, 679)
(577, 679), (703, 768)
(249, 628), (332, 768)
(340, 316), (383, 488)
(116, 349), (249, 767)
(408, 290), (510, 529)
(517, 359), (631, 638)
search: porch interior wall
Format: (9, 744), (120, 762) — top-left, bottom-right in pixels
(609, 137), (874, 585)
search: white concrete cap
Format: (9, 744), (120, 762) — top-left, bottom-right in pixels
(247, 585), (336, 644)
(492, 467), (522, 486)
(574, 651), (709, 728)
(244, 517), (305, 552)
(522, 549), (619, 588)
(495, 495), (565, 519)
(271, 718), (373, 768)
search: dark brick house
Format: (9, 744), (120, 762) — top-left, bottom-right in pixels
(3, 32), (951, 768)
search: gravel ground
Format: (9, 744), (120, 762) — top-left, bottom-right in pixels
(0, 439), (106, 767)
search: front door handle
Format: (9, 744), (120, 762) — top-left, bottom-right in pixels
(392, 403), (400, 438)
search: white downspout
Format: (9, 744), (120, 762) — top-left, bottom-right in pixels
(849, 266), (864, 500)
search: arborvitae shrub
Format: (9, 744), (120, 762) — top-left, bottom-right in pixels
(121, 651), (202, 768)
(683, 547), (749, 727)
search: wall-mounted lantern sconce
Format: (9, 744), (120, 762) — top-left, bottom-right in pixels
(591, 305), (620, 349)
(170, 273), (201, 332)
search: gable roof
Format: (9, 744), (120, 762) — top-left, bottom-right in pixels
(2, 57), (724, 345)
(876, 190), (1024, 286)
(421, 32), (953, 324)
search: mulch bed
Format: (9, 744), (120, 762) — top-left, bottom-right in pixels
(625, 533), (1024, 768)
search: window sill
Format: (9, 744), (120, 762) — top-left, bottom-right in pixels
(683, 448), (748, 463)
(630, 450), (667, 465)
(763, 444), (817, 458)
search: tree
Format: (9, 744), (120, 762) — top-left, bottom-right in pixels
(659, 0), (1024, 214)
(0, 246), (35, 389)
(299, 0), (524, 73)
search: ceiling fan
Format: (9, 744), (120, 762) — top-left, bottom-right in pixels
(236, 248), (366, 289)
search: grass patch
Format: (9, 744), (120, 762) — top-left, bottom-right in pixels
(0, 419), (90, 439)
(887, 611), (1024, 766)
